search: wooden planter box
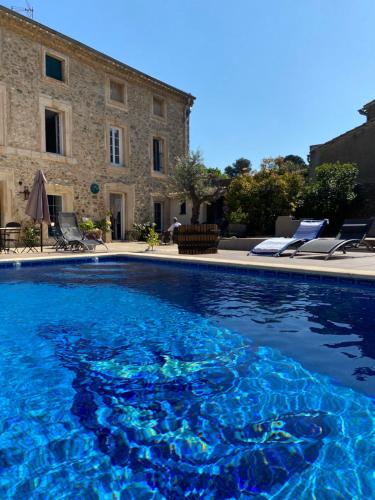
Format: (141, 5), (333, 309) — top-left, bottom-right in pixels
(176, 224), (220, 255)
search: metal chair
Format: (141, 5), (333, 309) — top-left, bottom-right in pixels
(4, 222), (21, 253)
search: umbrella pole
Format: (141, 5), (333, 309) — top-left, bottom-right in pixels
(40, 222), (43, 252)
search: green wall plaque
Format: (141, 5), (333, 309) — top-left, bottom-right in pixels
(90, 183), (100, 194)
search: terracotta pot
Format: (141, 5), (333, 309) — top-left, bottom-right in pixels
(86, 229), (103, 240)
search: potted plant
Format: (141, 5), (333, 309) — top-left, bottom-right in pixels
(79, 217), (102, 240)
(146, 225), (159, 251)
(22, 224), (39, 250)
(96, 216), (112, 243)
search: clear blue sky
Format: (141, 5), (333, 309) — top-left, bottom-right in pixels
(3, 0), (375, 170)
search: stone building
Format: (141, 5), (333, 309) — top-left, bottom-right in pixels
(309, 99), (375, 214)
(0, 6), (196, 239)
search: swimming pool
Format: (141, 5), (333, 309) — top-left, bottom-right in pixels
(0, 259), (373, 498)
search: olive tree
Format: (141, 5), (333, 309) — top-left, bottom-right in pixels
(171, 151), (225, 224)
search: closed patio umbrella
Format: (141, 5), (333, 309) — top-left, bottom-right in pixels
(25, 170), (51, 252)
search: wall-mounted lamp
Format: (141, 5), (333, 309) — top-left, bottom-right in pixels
(18, 181), (30, 200)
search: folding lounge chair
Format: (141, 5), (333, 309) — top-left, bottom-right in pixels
(290, 219), (374, 260)
(249, 219), (328, 257)
(51, 224), (70, 251)
(58, 212), (108, 252)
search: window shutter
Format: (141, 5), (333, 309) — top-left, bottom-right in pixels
(55, 114), (61, 154)
(46, 55), (63, 81)
(153, 139), (159, 171)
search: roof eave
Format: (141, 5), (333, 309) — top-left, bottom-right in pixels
(0, 5), (195, 103)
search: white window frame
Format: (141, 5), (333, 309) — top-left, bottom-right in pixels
(109, 126), (123, 166)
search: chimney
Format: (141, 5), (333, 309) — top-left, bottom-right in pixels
(358, 100), (375, 122)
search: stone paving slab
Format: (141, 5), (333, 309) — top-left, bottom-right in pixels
(1, 241), (375, 280)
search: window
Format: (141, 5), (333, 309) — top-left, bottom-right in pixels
(153, 138), (164, 172)
(45, 54), (64, 81)
(45, 109), (61, 154)
(42, 49), (69, 84)
(106, 77), (127, 109)
(180, 201), (186, 215)
(154, 202), (163, 232)
(109, 126), (123, 165)
(47, 195), (63, 236)
(110, 80), (125, 103)
(153, 96), (165, 118)
(40, 96), (72, 157)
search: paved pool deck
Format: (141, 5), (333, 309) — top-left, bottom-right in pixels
(1, 241), (375, 281)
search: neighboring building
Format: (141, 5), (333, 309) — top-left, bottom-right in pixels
(0, 6), (195, 239)
(309, 99), (375, 214)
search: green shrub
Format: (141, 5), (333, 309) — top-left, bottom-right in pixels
(96, 218), (111, 233)
(79, 218), (96, 232)
(297, 162), (359, 231)
(146, 226), (159, 250)
(133, 222), (156, 241)
(225, 164), (305, 235)
(22, 225), (39, 247)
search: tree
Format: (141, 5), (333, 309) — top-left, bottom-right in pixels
(283, 155), (307, 167)
(224, 158), (252, 178)
(171, 151), (225, 224)
(259, 156), (308, 176)
(225, 165), (306, 234)
(206, 167), (229, 179)
(298, 162), (359, 229)
(225, 174), (255, 224)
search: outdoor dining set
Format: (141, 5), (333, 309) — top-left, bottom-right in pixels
(0, 223), (41, 253)
(0, 214), (108, 255)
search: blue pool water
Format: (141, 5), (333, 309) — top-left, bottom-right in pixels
(0, 259), (374, 498)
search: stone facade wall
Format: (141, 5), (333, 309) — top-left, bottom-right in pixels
(0, 9), (193, 237)
(309, 120), (375, 185)
(309, 114), (375, 217)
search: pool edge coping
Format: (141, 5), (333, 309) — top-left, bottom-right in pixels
(1, 250), (375, 285)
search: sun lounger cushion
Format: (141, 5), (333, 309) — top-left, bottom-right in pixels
(251, 238), (299, 255)
(293, 220), (329, 240)
(250, 219), (328, 256)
